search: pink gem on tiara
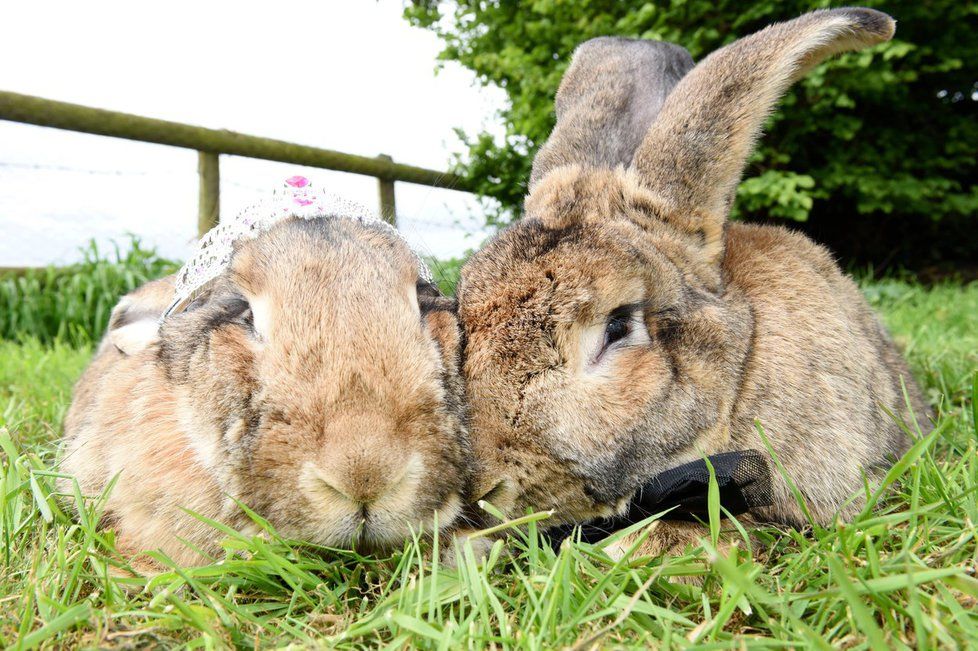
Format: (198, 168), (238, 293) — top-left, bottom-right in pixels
(285, 175), (309, 188)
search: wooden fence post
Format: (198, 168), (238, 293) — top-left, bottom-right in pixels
(376, 154), (396, 226)
(197, 151), (220, 236)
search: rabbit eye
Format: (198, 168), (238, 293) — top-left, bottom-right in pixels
(604, 313), (632, 348)
(221, 296), (256, 333)
(598, 303), (646, 359)
(235, 307), (261, 341)
(237, 307), (254, 329)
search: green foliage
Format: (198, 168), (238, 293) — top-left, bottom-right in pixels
(1, 280), (977, 646)
(406, 1), (978, 230)
(0, 239), (179, 347)
(425, 255), (466, 296)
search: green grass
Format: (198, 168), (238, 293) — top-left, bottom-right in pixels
(0, 239), (179, 348)
(1, 278), (976, 648)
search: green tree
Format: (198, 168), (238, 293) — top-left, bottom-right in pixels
(406, 1), (978, 265)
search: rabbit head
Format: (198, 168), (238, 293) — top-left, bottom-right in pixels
(458, 9), (908, 527)
(62, 216), (469, 565)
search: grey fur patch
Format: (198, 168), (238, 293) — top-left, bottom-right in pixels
(531, 37), (695, 186)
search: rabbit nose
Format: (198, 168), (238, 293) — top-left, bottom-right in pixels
(317, 475), (384, 507)
(302, 454), (419, 508)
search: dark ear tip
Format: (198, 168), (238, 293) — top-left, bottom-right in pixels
(834, 7), (896, 40)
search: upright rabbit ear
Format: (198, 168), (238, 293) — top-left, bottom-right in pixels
(631, 8), (895, 250)
(529, 37), (695, 188)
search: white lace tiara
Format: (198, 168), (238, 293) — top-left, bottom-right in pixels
(162, 176), (433, 318)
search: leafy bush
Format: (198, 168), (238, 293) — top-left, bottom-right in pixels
(406, 1), (978, 265)
(0, 239), (179, 346)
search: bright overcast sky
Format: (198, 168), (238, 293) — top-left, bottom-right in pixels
(0, 0), (506, 266)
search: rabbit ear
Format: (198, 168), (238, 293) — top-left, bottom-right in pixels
(529, 37), (695, 188)
(631, 8), (894, 246)
(106, 277), (176, 354)
(108, 303), (160, 354)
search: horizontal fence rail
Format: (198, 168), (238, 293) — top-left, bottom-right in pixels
(0, 90), (473, 235)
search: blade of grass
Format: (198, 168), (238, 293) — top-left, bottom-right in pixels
(28, 472), (53, 523)
(703, 454), (720, 547)
(17, 602), (92, 651)
(754, 421), (817, 528)
(826, 554), (888, 650)
(971, 371), (978, 439)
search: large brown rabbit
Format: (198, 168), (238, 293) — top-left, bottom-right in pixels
(457, 8), (929, 547)
(61, 210), (470, 567)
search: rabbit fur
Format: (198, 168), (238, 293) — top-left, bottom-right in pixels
(61, 217), (470, 567)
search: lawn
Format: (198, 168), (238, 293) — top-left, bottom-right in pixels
(1, 273), (976, 648)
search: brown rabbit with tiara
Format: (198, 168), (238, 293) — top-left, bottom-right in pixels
(61, 203), (471, 568)
(457, 8), (929, 548)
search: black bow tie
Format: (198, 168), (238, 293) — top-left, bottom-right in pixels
(547, 449), (774, 548)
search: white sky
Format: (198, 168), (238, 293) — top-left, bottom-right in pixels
(0, 0), (506, 266)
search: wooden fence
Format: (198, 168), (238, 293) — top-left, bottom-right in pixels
(0, 90), (473, 236)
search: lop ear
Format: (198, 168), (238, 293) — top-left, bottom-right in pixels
(631, 8), (895, 248)
(529, 37), (695, 188)
(107, 276), (175, 354)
